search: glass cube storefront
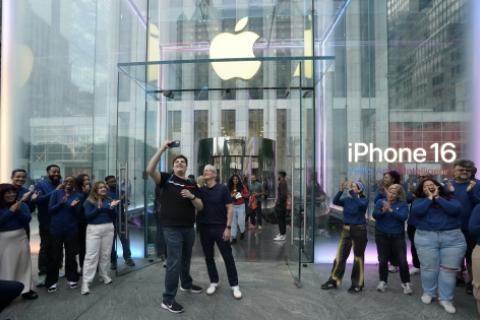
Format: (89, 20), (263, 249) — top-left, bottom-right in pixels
(0, 0), (475, 282)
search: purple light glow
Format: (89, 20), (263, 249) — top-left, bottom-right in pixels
(315, 240), (414, 265)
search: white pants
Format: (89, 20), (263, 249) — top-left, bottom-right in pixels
(82, 223), (114, 284)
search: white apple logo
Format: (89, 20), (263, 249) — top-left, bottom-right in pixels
(209, 17), (261, 80)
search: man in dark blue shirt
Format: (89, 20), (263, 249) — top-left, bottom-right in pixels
(146, 141), (204, 314)
(33, 164), (62, 284)
(198, 164), (242, 300)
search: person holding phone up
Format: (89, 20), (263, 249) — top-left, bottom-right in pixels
(147, 140), (204, 314)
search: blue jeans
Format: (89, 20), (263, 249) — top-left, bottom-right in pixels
(162, 227), (195, 304)
(415, 229), (466, 301)
(231, 204), (246, 238)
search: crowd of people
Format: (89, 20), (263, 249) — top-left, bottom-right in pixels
(3, 141), (480, 316)
(0, 165), (135, 311)
(321, 159), (480, 315)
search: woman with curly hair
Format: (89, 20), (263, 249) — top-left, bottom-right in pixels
(0, 183), (37, 300)
(411, 178), (466, 314)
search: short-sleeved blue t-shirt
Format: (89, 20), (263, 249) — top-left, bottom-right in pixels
(198, 183), (232, 226)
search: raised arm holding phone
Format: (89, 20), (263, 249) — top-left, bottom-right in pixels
(147, 141), (203, 314)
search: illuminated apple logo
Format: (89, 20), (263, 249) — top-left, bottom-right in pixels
(209, 17), (261, 80)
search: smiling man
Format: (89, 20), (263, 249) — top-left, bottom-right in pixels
(146, 141), (204, 314)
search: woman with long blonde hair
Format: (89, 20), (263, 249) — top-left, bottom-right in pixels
(372, 184), (412, 294)
(81, 181), (120, 295)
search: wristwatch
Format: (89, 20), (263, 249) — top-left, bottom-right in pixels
(226, 225), (231, 229)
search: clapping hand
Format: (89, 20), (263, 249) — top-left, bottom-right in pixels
(9, 201), (21, 212)
(31, 192), (39, 202)
(382, 201), (391, 213)
(447, 181), (455, 192)
(20, 191), (32, 202)
(467, 180), (477, 193)
(110, 200), (121, 209)
(71, 199), (80, 207)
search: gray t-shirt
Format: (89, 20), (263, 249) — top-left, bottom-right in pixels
(249, 181), (263, 204)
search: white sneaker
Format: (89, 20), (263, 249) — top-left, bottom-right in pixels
(409, 267), (420, 275)
(81, 283), (90, 295)
(232, 286), (242, 299)
(274, 234), (286, 241)
(68, 281), (78, 289)
(439, 300), (456, 314)
(421, 293), (433, 304)
(376, 281), (387, 292)
(36, 274), (46, 287)
(388, 265), (399, 273)
(100, 277), (112, 285)
(47, 283), (57, 293)
(273, 234), (281, 240)
(206, 283), (218, 295)
(401, 282), (413, 295)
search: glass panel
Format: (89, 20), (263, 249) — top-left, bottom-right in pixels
(126, 57), (327, 283)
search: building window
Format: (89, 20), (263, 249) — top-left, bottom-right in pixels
(221, 110), (236, 137)
(276, 109), (287, 171)
(194, 110), (209, 140)
(249, 109), (264, 137)
(168, 111), (182, 140)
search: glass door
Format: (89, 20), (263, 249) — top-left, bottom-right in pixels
(112, 70), (151, 275)
(117, 56), (332, 282)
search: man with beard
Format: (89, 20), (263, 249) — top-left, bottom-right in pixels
(447, 159), (480, 294)
(34, 164), (62, 286)
(147, 141), (204, 314)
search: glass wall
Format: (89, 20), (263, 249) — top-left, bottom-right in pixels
(318, 0), (472, 263)
(1, 0), (475, 265)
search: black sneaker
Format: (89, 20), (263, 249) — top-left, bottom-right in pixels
(180, 284), (203, 294)
(466, 282), (474, 295)
(125, 258), (136, 267)
(240, 232), (245, 240)
(161, 301), (184, 313)
(21, 290), (38, 300)
(347, 286), (362, 294)
(111, 262), (117, 270)
(321, 279), (337, 290)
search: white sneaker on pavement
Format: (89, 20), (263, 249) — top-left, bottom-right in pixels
(206, 283), (218, 295)
(388, 265), (399, 273)
(232, 286), (242, 299)
(274, 234), (286, 241)
(421, 293), (432, 304)
(376, 281), (387, 292)
(409, 267), (420, 275)
(439, 300), (456, 314)
(401, 283), (413, 295)
(81, 283), (90, 295)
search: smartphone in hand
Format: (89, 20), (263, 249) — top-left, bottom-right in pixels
(168, 140), (181, 148)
